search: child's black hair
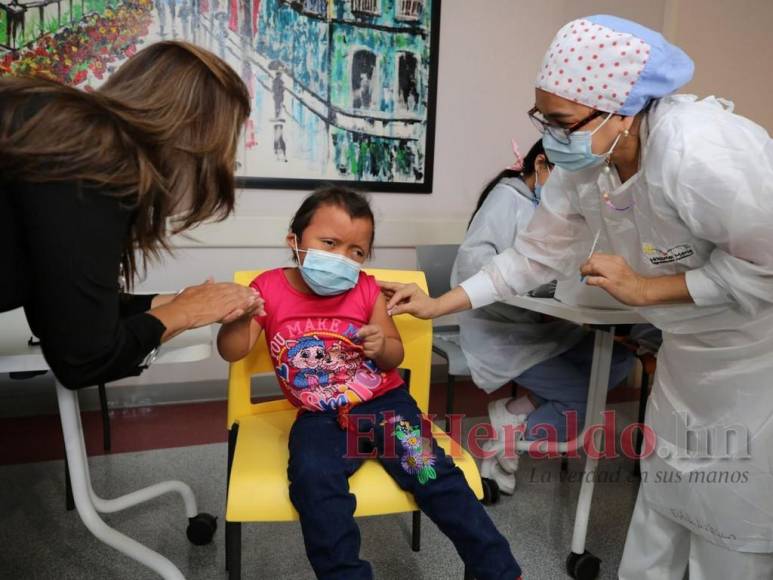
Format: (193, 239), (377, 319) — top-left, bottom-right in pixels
(290, 186), (375, 259)
(467, 139), (549, 229)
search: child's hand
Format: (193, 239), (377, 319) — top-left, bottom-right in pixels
(220, 290), (266, 324)
(357, 324), (386, 360)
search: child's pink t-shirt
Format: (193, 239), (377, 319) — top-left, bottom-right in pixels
(250, 268), (404, 413)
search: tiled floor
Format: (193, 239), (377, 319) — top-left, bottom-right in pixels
(0, 381), (645, 579)
(0, 429), (640, 580)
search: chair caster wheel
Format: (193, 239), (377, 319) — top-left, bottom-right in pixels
(566, 550), (600, 580)
(187, 512), (217, 545)
(480, 477), (500, 505)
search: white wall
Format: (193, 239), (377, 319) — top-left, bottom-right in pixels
(664, 0), (773, 132)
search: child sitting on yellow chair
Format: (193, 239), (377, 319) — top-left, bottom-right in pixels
(217, 187), (522, 580)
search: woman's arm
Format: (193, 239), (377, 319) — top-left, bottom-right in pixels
(18, 181), (166, 389)
(16, 181), (260, 389)
(661, 117), (773, 313)
(453, 182), (525, 283)
(150, 294), (174, 308)
(119, 293), (159, 316)
(381, 282), (472, 319)
(580, 254), (692, 306)
(383, 172), (591, 320)
(150, 282), (263, 342)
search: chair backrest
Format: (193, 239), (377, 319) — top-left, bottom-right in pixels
(227, 269), (433, 428)
(415, 244), (460, 298)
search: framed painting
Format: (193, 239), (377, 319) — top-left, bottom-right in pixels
(1, 0), (442, 192)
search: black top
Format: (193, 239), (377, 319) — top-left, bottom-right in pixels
(1, 178), (166, 389)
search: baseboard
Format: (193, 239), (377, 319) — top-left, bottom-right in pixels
(1, 363), (453, 418)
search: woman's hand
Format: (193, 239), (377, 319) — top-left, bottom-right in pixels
(581, 254), (693, 306)
(176, 280), (265, 326)
(380, 281), (439, 319)
(580, 254), (649, 306)
(150, 279), (265, 341)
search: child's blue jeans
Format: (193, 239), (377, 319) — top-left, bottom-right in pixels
(288, 386), (522, 580)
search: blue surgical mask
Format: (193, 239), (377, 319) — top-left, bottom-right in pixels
(293, 238), (361, 296)
(542, 112), (622, 172)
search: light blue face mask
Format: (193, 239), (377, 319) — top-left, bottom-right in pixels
(533, 183), (542, 205)
(293, 238), (361, 296)
(542, 112), (622, 172)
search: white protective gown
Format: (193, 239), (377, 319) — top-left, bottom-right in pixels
(460, 95), (773, 553)
(450, 177), (587, 393)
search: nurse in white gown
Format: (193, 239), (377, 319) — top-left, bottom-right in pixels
(451, 139), (634, 495)
(382, 14), (773, 580)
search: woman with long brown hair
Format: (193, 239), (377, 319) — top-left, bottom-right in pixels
(0, 40), (264, 389)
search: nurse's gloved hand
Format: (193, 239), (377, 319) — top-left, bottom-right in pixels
(580, 253), (649, 306)
(380, 281), (439, 319)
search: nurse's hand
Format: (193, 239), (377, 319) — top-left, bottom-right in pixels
(380, 281), (440, 319)
(580, 253), (649, 306)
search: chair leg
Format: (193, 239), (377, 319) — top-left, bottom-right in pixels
(226, 425), (239, 571)
(445, 374), (456, 431)
(225, 520), (230, 572)
(411, 510), (421, 552)
(634, 370), (650, 477)
(65, 454), (75, 511)
(57, 380), (188, 579)
(226, 522), (241, 579)
(98, 383), (111, 452)
(463, 564), (474, 580)
(227, 425), (239, 481)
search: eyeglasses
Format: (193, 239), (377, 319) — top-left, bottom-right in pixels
(528, 106), (606, 145)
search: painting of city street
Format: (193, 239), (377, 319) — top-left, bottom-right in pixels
(0, 0), (441, 192)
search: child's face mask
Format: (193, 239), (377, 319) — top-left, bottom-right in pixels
(292, 236), (361, 296)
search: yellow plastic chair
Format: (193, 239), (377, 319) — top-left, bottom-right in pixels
(224, 269), (485, 579)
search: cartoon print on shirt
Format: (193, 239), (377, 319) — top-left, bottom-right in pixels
(276, 329), (387, 411)
(323, 343), (359, 384)
(286, 336), (329, 389)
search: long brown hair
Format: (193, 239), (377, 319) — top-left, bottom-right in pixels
(0, 41), (251, 284)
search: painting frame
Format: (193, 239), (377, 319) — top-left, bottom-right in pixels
(237, 0), (442, 194)
(0, 0), (441, 193)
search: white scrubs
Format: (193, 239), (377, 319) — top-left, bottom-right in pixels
(460, 95), (773, 573)
(450, 176), (587, 392)
(450, 177), (631, 441)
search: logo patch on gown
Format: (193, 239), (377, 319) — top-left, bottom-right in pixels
(642, 243), (695, 265)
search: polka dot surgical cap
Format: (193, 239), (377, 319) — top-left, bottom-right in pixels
(535, 15), (694, 115)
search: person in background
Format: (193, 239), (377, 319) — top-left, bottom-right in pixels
(451, 139), (633, 494)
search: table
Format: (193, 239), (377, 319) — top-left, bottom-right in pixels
(0, 308), (214, 580)
(504, 295), (646, 579)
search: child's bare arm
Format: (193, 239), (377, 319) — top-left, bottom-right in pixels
(358, 293), (404, 371)
(217, 317), (263, 362)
